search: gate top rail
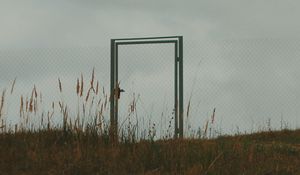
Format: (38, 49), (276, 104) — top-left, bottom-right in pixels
(112, 36), (182, 41)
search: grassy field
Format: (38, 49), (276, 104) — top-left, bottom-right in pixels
(1, 71), (300, 174)
(0, 129), (299, 174)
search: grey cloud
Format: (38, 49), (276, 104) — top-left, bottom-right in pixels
(1, 0), (300, 134)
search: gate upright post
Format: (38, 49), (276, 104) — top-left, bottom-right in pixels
(174, 42), (178, 139)
(179, 36), (184, 138)
(110, 39), (117, 142)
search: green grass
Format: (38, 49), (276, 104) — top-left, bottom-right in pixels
(0, 128), (299, 175)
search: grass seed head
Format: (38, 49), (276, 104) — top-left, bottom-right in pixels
(90, 67), (95, 89)
(20, 95), (24, 117)
(96, 81), (99, 95)
(0, 89), (6, 118)
(58, 78), (62, 93)
(10, 77), (17, 94)
(76, 78), (80, 96)
(80, 74), (84, 97)
(86, 88), (91, 102)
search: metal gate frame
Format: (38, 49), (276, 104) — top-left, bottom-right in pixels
(110, 36), (183, 139)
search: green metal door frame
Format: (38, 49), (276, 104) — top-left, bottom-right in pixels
(110, 36), (183, 139)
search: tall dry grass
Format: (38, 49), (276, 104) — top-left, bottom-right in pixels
(0, 69), (299, 174)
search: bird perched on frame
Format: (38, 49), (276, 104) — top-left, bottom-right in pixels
(117, 87), (125, 99)
(115, 82), (125, 99)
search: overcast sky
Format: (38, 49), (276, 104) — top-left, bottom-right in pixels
(1, 0), (300, 136)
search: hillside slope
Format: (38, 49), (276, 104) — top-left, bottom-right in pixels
(0, 129), (299, 174)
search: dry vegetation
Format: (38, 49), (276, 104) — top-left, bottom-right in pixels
(0, 69), (300, 174)
(0, 129), (300, 174)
